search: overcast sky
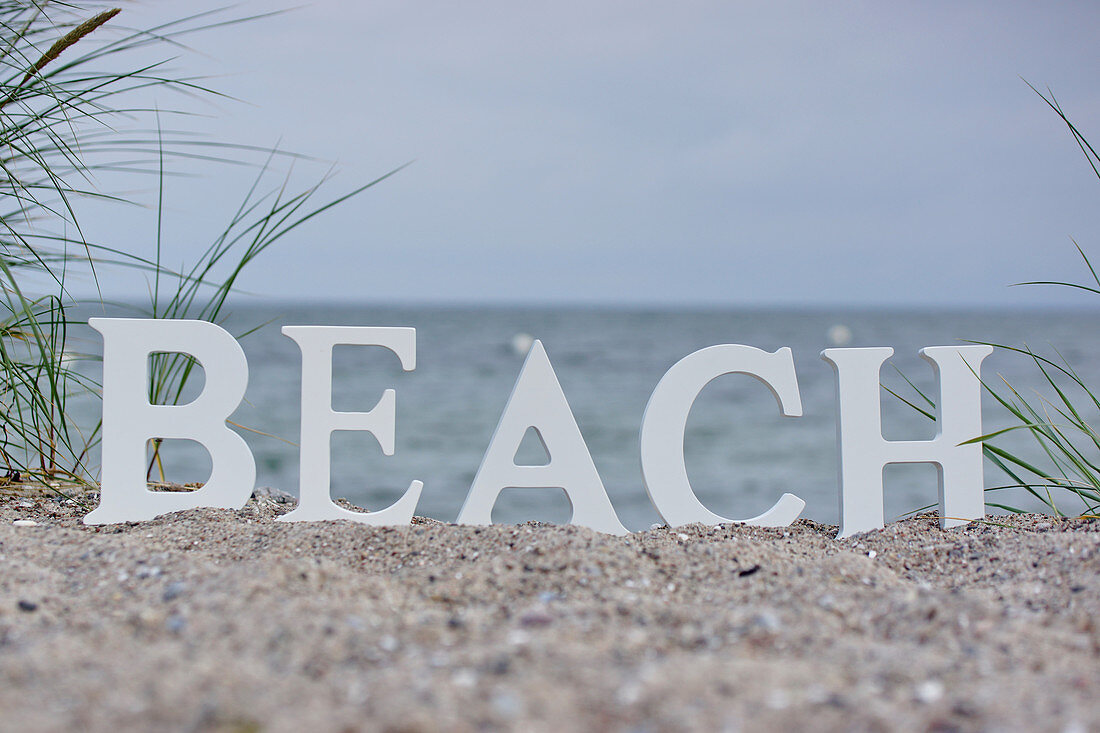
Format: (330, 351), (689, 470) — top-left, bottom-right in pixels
(77, 1), (1100, 308)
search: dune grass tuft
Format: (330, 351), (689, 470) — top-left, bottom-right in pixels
(893, 85), (1100, 518)
(0, 2), (395, 488)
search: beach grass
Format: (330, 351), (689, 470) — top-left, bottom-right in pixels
(892, 85), (1100, 518)
(0, 2), (390, 487)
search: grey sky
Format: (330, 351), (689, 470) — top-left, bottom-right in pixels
(82, 1), (1100, 307)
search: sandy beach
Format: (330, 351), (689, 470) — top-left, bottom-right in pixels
(0, 486), (1097, 732)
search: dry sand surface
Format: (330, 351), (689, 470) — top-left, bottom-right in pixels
(0, 486), (1097, 732)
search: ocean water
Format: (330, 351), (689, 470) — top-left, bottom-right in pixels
(74, 305), (1100, 531)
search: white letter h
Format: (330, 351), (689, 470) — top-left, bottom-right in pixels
(821, 345), (992, 538)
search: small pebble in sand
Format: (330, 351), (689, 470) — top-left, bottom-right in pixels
(451, 669), (477, 688)
(491, 691), (523, 718)
(17, 600), (37, 612)
(162, 581), (186, 602)
(751, 611), (782, 632)
(915, 680), (945, 704)
(12, 519), (38, 527)
(519, 609), (553, 627)
(766, 688), (791, 710)
(251, 486), (295, 504)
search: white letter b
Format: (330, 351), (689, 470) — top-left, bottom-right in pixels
(85, 318), (255, 525)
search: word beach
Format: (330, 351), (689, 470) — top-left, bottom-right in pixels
(87, 318), (992, 538)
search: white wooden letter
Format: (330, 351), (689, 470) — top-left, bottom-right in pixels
(820, 345), (993, 538)
(279, 326), (422, 524)
(85, 318), (255, 525)
(457, 340), (628, 535)
(640, 345), (806, 528)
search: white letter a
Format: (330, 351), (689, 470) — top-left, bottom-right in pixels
(457, 340), (627, 535)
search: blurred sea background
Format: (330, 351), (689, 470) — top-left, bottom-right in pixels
(72, 304), (1099, 531)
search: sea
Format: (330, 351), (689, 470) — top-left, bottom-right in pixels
(69, 304), (1100, 531)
